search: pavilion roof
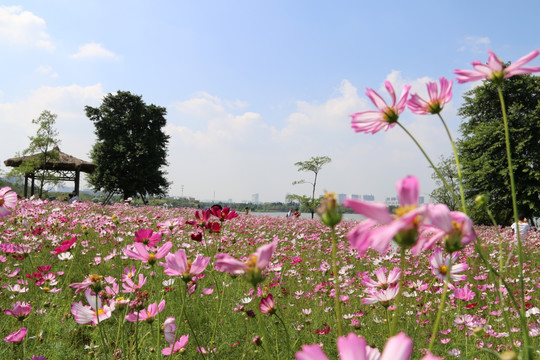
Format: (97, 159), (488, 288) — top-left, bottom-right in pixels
(4, 146), (97, 173)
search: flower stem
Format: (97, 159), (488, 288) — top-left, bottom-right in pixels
(397, 122), (460, 207)
(389, 247), (405, 336)
(275, 313), (291, 360)
(437, 113), (467, 213)
(497, 86), (531, 359)
(428, 261), (451, 352)
(330, 226), (343, 337)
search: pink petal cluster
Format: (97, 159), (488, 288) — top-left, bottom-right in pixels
(259, 293), (276, 315)
(161, 249), (210, 280)
(454, 49), (540, 83)
(133, 228), (162, 247)
(0, 187), (17, 218)
(124, 241), (173, 264)
(344, 176), (425, 255)
(295, 332), (440, 360)
(4, 327), (27, 343)
(4, 301), (32, 320)
(126, 300), (166, 322)
(350, 81), (410, 134)
(429, 247), (469, 283)
(71, 288), (114, 326)
(407, 77), (453, 115)
(215, 240), (277, 275)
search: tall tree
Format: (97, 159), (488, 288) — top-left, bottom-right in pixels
(429, 155), (460, 211)
(9, 110), (61, 198)
(85, 91), (170, 203)
(287, 156), (331, 218)
(457, 74), (540, 225)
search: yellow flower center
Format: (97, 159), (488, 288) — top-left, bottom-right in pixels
(383, 108), (399, 124)
(393, 204), (416, 218)
(96, 309), (105, 315)
(0, 198), (4, 206)
(246, 255), (258, 269)
(89, 274), (103, 283)
(439, 265), (448, 275)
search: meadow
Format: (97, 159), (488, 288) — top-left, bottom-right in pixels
(0, 198), (538, 359)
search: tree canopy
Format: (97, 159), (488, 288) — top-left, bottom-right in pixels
(287, 156), (331, 218)
(457, 74), (540, 224)
(9, 110), (61, 198)
(85, 91), (170, 203)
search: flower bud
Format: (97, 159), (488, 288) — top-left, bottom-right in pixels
(475, 194), (488, 209)
(317, 191), (342, 227)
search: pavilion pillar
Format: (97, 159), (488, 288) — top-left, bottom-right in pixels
(30, 174), (35, 196)
(24, 175), (28, 198)
(75, 170), (80, 196)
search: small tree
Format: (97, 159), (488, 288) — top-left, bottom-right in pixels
(86, 91), (170, 203)
(287, 156), (331, 218)
(9, 110), (61, 198)
(429, 155), (460, 211)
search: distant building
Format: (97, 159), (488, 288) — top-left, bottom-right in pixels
(362, 194), (375, 201)
(337, 193), (347, 205)
(252, 193), (259, 204)
(385, 196), (399, 207)
(350, 194), (360, 200)
(419, 196), (425, 204)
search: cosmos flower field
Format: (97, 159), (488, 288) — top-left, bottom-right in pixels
(0, 198), (538, 359)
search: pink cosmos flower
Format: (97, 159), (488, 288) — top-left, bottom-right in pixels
(215, 240), (277, 286)
(69, 274), (104, 294)
(416, 204), (476, 254)
(162, 335), (189, 356)
(295, 332), (439, 360)
(4, 327), (27, 343)
(121, 273), (147, 293)
(51, 236), (77, 255)
(124, 241), (173, 265)
(454, 49), (540, 83)
(259, 293), (276, 315)
(71, 288), (114, 326)
(454, 287), (476, 301)
(344, 176), (425, 255)
(407, 77), (452, 114)
(163, 316), (177, 344)
(429, 247), (469, 283)
(350, 81), (411, 134)
(162, 249), (210, 281)
(133, 229), (162, 247)
(362, 286), (400, 306)
(126, 300), (166, 322)
(5, 301), (32, 320)
(0, 187), (17, 218)
(362, 267), (401, 290)
(211, 206), (239, 221)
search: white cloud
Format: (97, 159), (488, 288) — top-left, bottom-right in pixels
(70, 42), (120, 60)
(35, 65), (58, 78)
(0, 84), (105, 186)
(0, 6), (54, 51)
(458, 36), (491, 53)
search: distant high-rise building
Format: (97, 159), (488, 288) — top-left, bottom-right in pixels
(419, 196), (425, 204)
(252, 193), (259, 204)
(363, 194), (375, 201)
(385, 197), (399, 207)
(351, 194), (360, 200)
(338, 193), (347, 205)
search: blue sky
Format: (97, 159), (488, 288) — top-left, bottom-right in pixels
(1, 1), (540, 203)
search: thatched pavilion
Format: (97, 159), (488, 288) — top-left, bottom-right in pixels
(4, 146), (96, 198)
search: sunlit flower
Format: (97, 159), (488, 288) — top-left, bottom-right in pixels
(161, 249), (210, 281)
(362, 286), (400, 307)
(51, 236), (77, 255)
(133, 229), (162, 247)
(215, 240), (278, 287)
(4, 327), (27, 343)
(454, 49), (540, 83)
(259, 293), (276, 315)
(5, 301), (32, 321)
(0, 186), (17, 218)
(125, 300), (166, 323)
(211, 206), (239, 221)
(407, 77), (452, 114)
(162, 334), (189, 356)
(429, 247), (468, 283)
(344, 175), (425, 255)
(71, 289), (114, 326)
(295, 332), (439, 360)
(69, 274), (104, 294)
(362, 267), (401, 290)
(350, 81), (411, 134)
(124, 241), (173, 265)
(417, 204), (476, 254)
